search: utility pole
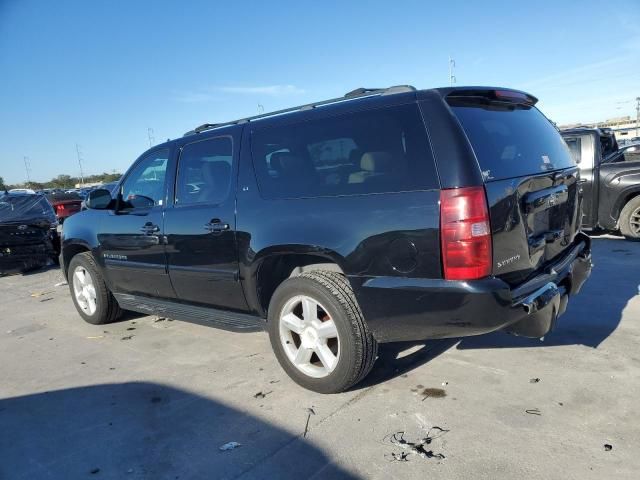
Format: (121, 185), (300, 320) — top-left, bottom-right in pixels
(75, 144), (85, 186)
(636, 97), (640, 136)
(449, 56), (456, 86)
(23, 156), (32, 187)
(148, 128), (155, 147)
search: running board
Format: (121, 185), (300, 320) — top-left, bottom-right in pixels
(113, 293), (265, 332)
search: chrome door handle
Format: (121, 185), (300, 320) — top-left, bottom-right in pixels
(140, 222), (160, 234)
(204, 219), (230, 233)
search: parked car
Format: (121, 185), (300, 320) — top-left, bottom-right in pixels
(45, 192), (83, 223)
(0, 192), (60, 274)
(8, 188), (36, 194)
(60, 86), (592, 393)
(561, 128), (640, 239)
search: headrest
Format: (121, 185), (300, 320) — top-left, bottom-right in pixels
(360, 152), (393, 172)
(201, 161), (231, 183)
(270, 152), (307, 173)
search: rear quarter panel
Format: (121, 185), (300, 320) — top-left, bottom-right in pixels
(236, 126), (441, 315)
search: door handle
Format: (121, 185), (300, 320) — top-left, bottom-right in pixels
(140, 222), (160, 234)
(204, 219), (230, 233)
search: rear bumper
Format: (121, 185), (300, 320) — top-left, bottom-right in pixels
(350, 233), (592, 343)
(0, 243), (54, 274)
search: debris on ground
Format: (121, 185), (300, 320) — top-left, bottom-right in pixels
(442, 381), (449, 386)
(303, 407), (316, 438)
(126, 327), (136, 331)
(87, 336), (104, 339)
(525, 408), (542, 416)
(219, 441), (241, 452)
(253, 391), (272, 399)
(604, 444), (613, 451)
(121, 335), (134, 341)
(529, 378), (541, 383)
(421, 387), (447, 401)
(385, 427), (449, 462)
(39, 297), (53, 302)
(246, 353), (260, 358)
(153, 317), (166, 322)
(268, 380), (280, 384)
(54, 281), (67, 287)
(30, 291), (52, 298)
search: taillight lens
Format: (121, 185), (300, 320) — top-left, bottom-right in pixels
(440, 186), (492, 280)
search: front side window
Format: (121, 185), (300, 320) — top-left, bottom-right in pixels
(250, 104), (438, 199)
(120, 149), (169, 209)
(175, 137), (233, 206)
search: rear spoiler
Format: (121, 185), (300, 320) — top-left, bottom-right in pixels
(441, 87), (538, 106)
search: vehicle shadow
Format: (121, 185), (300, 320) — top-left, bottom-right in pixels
(0, 382), (359, 480)
(457, 237), (638, 350)
(354, 339), (459, 390)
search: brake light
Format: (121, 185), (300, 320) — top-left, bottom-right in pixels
(440, 186), (492, 280)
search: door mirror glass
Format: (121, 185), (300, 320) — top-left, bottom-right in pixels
(125, 194), (155, 210)
(85, 189), (113, 210)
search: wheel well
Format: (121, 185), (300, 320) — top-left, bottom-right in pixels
(62, 244), (90, 277)
(256, 254), (345, 314)
(617, 191), (640, 222)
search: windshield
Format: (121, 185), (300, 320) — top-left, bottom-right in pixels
(0, 195), (55, 223)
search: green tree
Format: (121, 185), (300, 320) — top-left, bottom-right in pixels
(0, 176), (5, 190)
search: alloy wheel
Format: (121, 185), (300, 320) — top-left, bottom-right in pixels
(278, 294), (340, 378)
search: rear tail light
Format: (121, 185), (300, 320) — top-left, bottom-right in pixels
(440, 186), (492, 280)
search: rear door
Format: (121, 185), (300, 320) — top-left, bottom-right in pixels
(164, 132), (247, 311)
(448, 93), (581, 286)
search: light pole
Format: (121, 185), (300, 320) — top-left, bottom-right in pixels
(636, 97), (639, 136)
(449, 56), (456, 86)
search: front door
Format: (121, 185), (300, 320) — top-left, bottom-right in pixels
(99, 147), (175, 298)
(164, 134), (247, 311)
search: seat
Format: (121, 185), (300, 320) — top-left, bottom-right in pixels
(270, 152), (315, 190)
(348, 151), (394, 184)
(197, 161), (231, 204)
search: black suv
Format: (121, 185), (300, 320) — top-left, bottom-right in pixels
(61, 86), (592, 393)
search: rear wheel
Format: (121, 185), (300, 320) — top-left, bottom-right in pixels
(267, 271), (377, 393)
(619, 196), (640, 241)
(68, 252), (121, 324)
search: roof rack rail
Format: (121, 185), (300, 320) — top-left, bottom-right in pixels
(183, 85), (417, 136)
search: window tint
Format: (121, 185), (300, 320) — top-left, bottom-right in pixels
(622, 145), (640, 163)
(449, 102), (575, 180)
(121, 149), (169, 208)
(564, 137), (582, 164)
(251, 104), (437, 199)
(176, 137), (233, 205)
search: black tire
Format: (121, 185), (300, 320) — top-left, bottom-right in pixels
(619, 196), (640, 241)
(267, 270), (378, 393)
(68, 252), (122, 325)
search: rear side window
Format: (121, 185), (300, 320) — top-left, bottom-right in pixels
(176, 137), (233, 206)
(250, 104), (438, 199)
(449, 101), (575, 180)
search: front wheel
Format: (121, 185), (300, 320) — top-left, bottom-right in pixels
(619, 196), (640, 241)
(68, 252), (121, 324)
(267, 271), (377, 393)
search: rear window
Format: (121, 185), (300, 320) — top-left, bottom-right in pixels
(250, 104), (438, 199)
(449, 101), (575, 180)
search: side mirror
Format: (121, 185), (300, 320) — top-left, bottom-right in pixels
(85, 189), (113, 210)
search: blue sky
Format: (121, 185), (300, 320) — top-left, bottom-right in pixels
(1, 0), (639, 184)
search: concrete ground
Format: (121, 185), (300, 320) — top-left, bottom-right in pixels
(1, 235), (638, 479)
